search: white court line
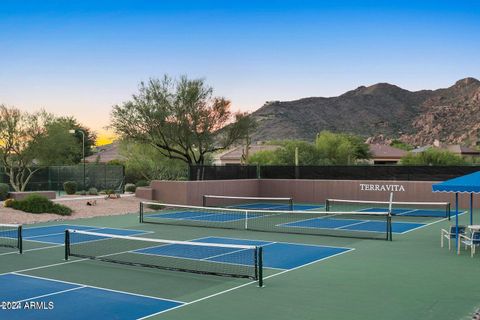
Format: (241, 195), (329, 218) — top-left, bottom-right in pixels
(275, 223), (392, 235)
(335, 220), (371, 230)
(15, 286), (86, 303)
(9, 273), (184, 304)
(129, 247), (282, 270)
(137, 248), (355, 320)
(395, 209), (419, 216)
(0, 244), (63, 256)
(149, 211), (265, 224)
(5, 235), (355, 319)
(23, 225), (151, 238)
(194, 236), (354, 251)
(398, 211), (467, 234)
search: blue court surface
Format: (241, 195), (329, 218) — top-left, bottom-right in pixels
(149, 210), (256, 222)
(0, 273), (183, 320)
(195, 237), (352, 269)
(279, 218), (425, 234)
(21, 224), (150, 244)
(2, 237), (351, 319)
(229, 203), (324, 211)
(135, 236), (352, 270)
(149, 203), (324, 223)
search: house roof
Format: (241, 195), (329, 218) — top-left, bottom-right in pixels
(85, 142), (124, 163)
(444, 145), (480, 155)
(217, 145), (280, 160)
(368, 144), (407, 159)
(411, 146), (431, 153)
(412, 144), (479, 155)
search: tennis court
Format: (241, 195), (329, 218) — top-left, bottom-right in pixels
(1, 197), (477, 320)
(1, 221), (353, 320)
(141, 202), (426, 240)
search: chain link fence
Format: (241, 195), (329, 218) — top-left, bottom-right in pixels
(0, 164), (125, 192)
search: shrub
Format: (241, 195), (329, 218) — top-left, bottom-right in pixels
(63, 181), (77, 195)
(105, 189), (115, 195)
(400, 148), (466, 165)
(76, 190), (86, 196)
(11, 194), (72, 216)
(135, 180), (149, 187)
(0, 183), (9, 201)
(88, 187), (98, 195)
(4, 198), (15, 208)
(125, 183), (136, 193)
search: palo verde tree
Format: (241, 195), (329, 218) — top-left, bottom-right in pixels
(111, 76), (255, 165)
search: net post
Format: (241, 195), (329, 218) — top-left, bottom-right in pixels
(289, 198), (293, 211)
(139, 202), (144, 223)
(387, 213), (393, 241)
(18, 225), (23, 254)
(325, 199), (330, 212)
(64, 230), (70, 260)
(202, 195), (206, 207)
(257, 246), (263, 287)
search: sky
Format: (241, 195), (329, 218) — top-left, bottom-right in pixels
(1, 0), (479, 144)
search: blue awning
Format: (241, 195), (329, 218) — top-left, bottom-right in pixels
(432, 171), (480, 193)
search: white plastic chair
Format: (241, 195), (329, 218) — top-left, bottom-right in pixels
(441, 226), (466, 251)
(459, 231), (480, 257)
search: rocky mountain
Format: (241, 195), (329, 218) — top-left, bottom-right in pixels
(250, 77), (480, 146)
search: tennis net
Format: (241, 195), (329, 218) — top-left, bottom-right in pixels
(203, 195), (294, 211)
(65, 229), (263, 286)
(0, 224), (22, 253)
(325, 198), (450, 219)
(140, 202), (392, 240)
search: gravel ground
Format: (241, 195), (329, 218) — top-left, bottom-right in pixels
(0, 194), (143, 225)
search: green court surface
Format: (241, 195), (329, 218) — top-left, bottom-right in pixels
(1, 209), (479, 320)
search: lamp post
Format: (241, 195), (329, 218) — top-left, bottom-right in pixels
(69, 129), (86, 190)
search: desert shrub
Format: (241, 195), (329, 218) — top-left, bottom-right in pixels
(400, 148), (466, 165)
(0, 183), (9, 201)
(4, 198), (15, 207)
(76, 190), (86, 196)
(125, 183), (136, 193)
(135, 180), (149, 187)
(88, 187), (98, 195)
(63, 181), (77, 195)
(11, 194), (72, 215)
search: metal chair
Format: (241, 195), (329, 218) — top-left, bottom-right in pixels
(441, 226), (466, 251)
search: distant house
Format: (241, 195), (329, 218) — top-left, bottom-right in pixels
(85, 142), (124, 163)
(367, 144), (407, 165)
(214, 144), (280, 165)
(412, 140), (480, 158)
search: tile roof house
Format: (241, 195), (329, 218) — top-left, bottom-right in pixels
(214, 144), (280, 165)
(412, 141), (480, 158)
(367, 144), (408, 165)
